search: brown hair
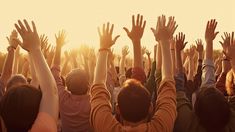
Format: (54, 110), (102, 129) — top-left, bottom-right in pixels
(0, 84), (42, 132)
(117, 79), (151, 123)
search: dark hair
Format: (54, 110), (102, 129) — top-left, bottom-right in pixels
(65, 69), (89, 95)
(117, 79), (151, 123)
(0, 84), (42, 132)
(195, 88), (230, 132)
(6, 74), (27, 91)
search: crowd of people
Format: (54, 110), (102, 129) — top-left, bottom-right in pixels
(0, 14), (234, 132)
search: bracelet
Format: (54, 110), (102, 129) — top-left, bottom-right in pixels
(99, 48), (110, 52)
(7, 46), (16, 52)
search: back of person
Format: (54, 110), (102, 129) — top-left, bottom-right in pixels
(59, 93), (92, 132)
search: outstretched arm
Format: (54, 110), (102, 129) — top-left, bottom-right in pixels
(53, 30), (66, 67)
(150, 15), (177, 132)
(201, 19), (219, 88)
(90, 23), (120, 131)
(218, 32), (235, 94)
(15, 20), (58, 121)
(0, 30), (19, 88)
(123, 14), (146, 69)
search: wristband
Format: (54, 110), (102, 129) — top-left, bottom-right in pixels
(7, 46), (16, 52)
(99, 48), (110, 52)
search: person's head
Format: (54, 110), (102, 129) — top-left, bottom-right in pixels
(195, 87), (230, 132)
(6, 74), (27, 91)
(65, 69), (89, 95)
(226, 70), (235, 96)
(0, 84), (42, 132)
(117, 79), (152, 124)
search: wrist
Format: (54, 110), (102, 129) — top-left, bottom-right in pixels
(7, 46), (16, 52)
(132, 39), (141, 45)
(198, 53), (203, 60)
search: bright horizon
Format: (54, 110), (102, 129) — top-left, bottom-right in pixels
(0, 0), (235, 54)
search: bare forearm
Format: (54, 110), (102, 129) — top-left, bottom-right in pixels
(12, 54), (19, 74)
(29, 55), (39, 87)
(29, 49), (58, 120)
(187, 58), (194, 81)
(61, 60), (69, 76)
(110, 62), (118, 82)
(156, 43), (162, 70)
(94, 51), (109, 84)
(1, 49), (14, 85)
(120, 56), (126, 75)
(161, 41), (173, 80)
(133, 40), (143, 68)
(53, 46), (62, 66)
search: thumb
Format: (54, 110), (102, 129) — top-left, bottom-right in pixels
(150, 28), (156, 34)
(123, 27), (130, 35)
(214, 31), (219, 37)
(113, 35), (120, 44)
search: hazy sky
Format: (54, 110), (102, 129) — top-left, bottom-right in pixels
(0, 0), (235, 53)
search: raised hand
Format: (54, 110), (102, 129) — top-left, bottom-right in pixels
(196, 39), (204, 53)
(7, 30), (20, 49)
(40, 34), (49, 50)
(205, 19), (219, 42)
(14, 20), (40, 52)
(123, 14), (146, 42)
(122, 46), (129, 57)
(98, 22), (120, 49)
(221, 32), (235, 60)
(55, 30), (67, 48)
(151, 15), (178, 42)
(175, 32), (188, 52)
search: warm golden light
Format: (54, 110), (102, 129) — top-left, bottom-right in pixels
(0, 0), (234, 53)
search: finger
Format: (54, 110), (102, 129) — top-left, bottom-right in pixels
(142, 20), (146, 29)
(32, 21), (37, 33)
(23, 19), (32, 32)
(167, 16), (172, 28)
(231, 32), (234, 45)
(109, 24), (114, 35)
(214, 31), (219, 38)
(15, 24), (23, 37)
(102, 23), (105, 34)
(113, 35), (120, 44)
(136, 14), (140, 26)
(172, 25), (178, 35)
(106, 22), (110, 34)
(132, 15), (135, 27)
(18, 20), (26, 33)
(150, 28), (156, 34)
(123, 27), (130, 35)
(140, 15), (143, 27)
